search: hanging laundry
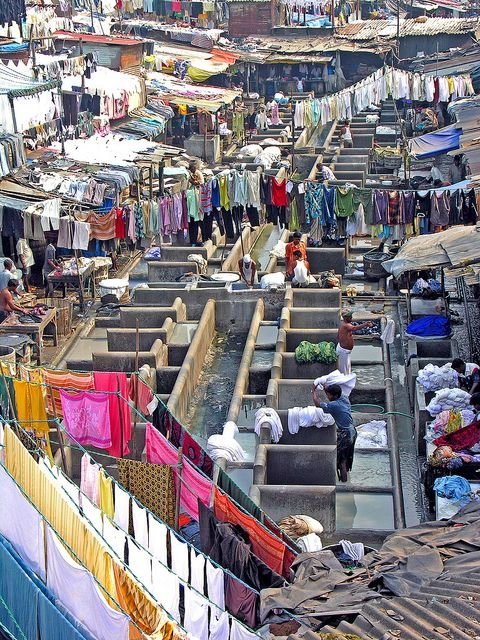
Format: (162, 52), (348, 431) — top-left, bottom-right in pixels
(212, 486), (294, 578)
(45, 527), (130, 640)
(13, 380), (50, 435)
(93, 372), (131, 458)
(80, 453), (100, 506)
(60, 390), (111, 449)
(117, 458), (176, 528)
(145, 423), (212, 521)
(43, 369), (94, 418)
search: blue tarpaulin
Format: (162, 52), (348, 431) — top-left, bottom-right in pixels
(409, 126), (462, 159)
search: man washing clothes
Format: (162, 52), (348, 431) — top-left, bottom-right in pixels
(337, 310), (373, 374)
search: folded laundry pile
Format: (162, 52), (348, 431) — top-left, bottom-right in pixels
(427, 388), (471, 416)
(417, 363), (458, 392)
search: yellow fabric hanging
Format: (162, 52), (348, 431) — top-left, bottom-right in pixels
(4, 426), (185, 639)
(4, 425), (116, 603)
(99, 469), (115, 519)
(13, 379), (50, 434)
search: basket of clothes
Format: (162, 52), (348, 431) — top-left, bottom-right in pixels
(363, 248), (392, 281)
(374, 146), (402, 169)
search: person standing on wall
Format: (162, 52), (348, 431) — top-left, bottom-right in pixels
(336, 309), (373, 374)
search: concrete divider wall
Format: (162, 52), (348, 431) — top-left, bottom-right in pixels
(222, 226), (263, 272)
(281, 353), (334, 379)
(254, 444), (337, 486)
(92, 339), (167, 372)
(290, 289), (342, 308)
(289, 308), (340, 329)
(306, 248), (346, 276)
(134, 287), (285, 330)
(274, 379), (385, 409)
(157, 241), (215, 262)
(250, 484), (336, 533)
(120, 298), (186, 328)
(227, 299), (265, 423)
(167, 299), (216, 424)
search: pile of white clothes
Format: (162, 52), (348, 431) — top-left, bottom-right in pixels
(427, 388), (472, 416)
(260, 272), (285, 290)
(314, 370), (356, 397)
(356, 420), (387, 448)
(269, 240), (287, 259)
(255, 146), (281, 169)
(288, 406), (335, 434)
(239, 144), (263, 157)
(297, 533), (322, 552)
(206, 421), (245, 462)
(417, 363), (458, 392)
(254, 407), (283, 443)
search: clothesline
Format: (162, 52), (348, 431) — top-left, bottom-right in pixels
(2, 370), (288, 589)
(4, 419), (265, 638)
(10, 365), (299, 556)
(0, 454), (153, 639)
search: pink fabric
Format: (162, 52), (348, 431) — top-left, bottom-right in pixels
(94, 373), (131, 457)
(60, 390), (112, 449)
(80, 454), (100, 506)
(145, 423), (212, 520)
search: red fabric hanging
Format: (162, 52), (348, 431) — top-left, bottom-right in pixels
(271, 178), (288, 208)
(93, 372), (131, 457)
(213, 486), (295, 578)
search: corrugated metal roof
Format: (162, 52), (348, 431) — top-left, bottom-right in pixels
(335, 16), (480, 40)
(321, 579), (480, 639)
(244, 34), (388, 53)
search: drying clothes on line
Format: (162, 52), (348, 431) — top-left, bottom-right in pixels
(93, 372), (131, 458)
(313, 370), (356, 397)
(183, 586), (209, 640)
(288, 406), (335, 434)
(114, 484), (130, 534)
(168, 414), (214, 478)
(45, 527), (129, 640)
(13, 379), (50, 435)
(99, 469), (114, 519)
(0, 465), (46, 581)
(254, 407), (283, 444)
(381, 318), (395, 344)
(44, 369), (94, 417)
(131, 501), (149, 548)
(355, 420), (388, 448)
(145, 423), (212, 521)
(80, 454), (100, 506)
(295, 340), (337, 364)
(212, 486), (295, 579)
(207, 421), (245, 462)
(60, 390), (112, 449)
(117, 458), (176, 528)
(417, 364), (458, 392)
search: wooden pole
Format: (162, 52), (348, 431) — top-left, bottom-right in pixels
(131, 320), (140, 457)
(48, 384), (68, 473)
(174, 447), (183, 531)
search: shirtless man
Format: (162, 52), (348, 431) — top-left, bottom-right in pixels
(0, 279), (27, 322)
(337, 310), (373, 374)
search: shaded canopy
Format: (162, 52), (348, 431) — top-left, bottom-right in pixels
(382, 224), (480, 277)
(408, 125), (462, 159)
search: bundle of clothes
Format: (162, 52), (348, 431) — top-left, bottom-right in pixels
(427, 388), (471, 416)
(417, 363), (458, 392)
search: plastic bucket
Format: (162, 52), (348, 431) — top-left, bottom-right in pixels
(99, 278), (129, 300)
(363, 251), (392, 281)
